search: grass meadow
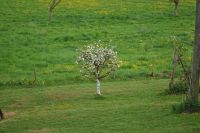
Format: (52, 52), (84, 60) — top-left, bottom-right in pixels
(0, 0), (200, 133)
(0, 0), (195, 85)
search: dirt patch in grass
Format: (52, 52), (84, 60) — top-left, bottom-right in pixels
(47, 91), (79, 101)
(11, 96), (32, 108)
(28, 128), (57, 133)
(4, 111), (16, 119)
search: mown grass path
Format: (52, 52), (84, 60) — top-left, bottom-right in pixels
(0, 79), (200, 133)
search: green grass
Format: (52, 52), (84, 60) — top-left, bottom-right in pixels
(0, 0), (196, 85)
(0, 79), (200, 133)
(1, 1), (199, 132)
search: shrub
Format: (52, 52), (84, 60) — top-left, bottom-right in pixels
(168, 81), (188, 94)
(172, 101), (200, 113)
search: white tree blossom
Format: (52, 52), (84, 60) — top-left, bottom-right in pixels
(76, 42), (120, 95)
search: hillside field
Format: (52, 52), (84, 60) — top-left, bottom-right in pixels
(0, 0), (196, 85)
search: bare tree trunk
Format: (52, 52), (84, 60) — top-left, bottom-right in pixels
(0, 109), (4, 120)
(187, 0), (200, 104)
(174, 0), (179, 16)
(48, 0), (61, 22)
(33, 64), (37, 83)
(169, 47), (178, 90)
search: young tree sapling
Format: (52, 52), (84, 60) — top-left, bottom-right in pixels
(76, 42), (120, 95)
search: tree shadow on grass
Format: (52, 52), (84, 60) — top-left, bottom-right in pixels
(172, 101), (200, 114)
(94, 95), (106, 100)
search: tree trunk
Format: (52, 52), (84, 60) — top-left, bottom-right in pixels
(96, 79), (101, 95)
(0, 109), (4, 120)
(169, 47), (178, 90)
(174, 0), (179, 16)
(33, 64), (37, 83)
(48, 0), (61, 23)
(187, 0), (200, 104)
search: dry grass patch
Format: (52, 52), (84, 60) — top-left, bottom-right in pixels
(10, 96), (33, 109)
(47, 91), (80, 101)
(4, 111), (16, 119)
(28, 128), (58, 133)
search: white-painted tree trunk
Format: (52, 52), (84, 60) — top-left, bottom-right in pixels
(96, 79), (101, 95)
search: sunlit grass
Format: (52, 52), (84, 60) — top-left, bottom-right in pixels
(0, 0), (195, 86)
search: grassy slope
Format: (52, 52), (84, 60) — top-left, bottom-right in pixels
(0, 79), (200, 133)
(0, 0), (196, 85)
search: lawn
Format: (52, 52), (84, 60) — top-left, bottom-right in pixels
(0, 79), (200, 133)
